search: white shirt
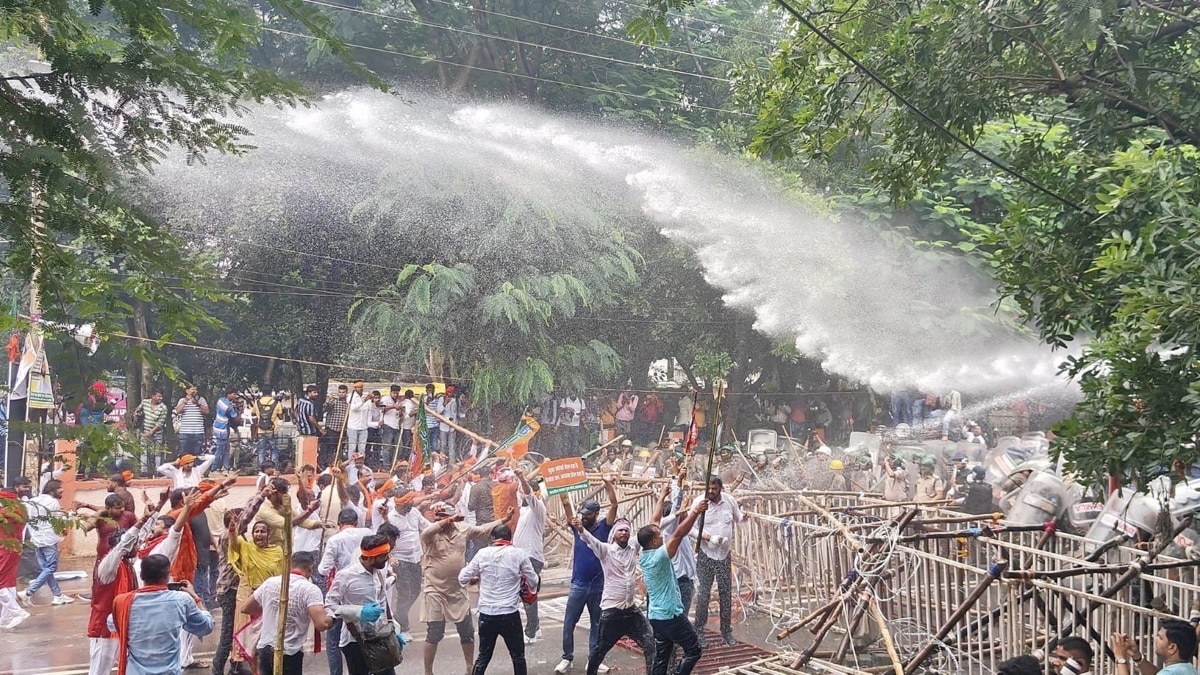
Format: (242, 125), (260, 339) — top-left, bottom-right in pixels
(388, 507), (428, 564)
(400, 399), (417, 430)
(512, 486), (546, 563)
(367, 403), (383, 430)
(438, 397), (458, 432)
(578, 527), (641, 609)
(25, 494), (64, 548)
(158, 455), (215, 490)
(325, 563), (393, 647)
(293, 522), (324, 554)
(660, 511), (697, 580)
(559, 397), (585, 427)
(346, 392), (371, 431)
(380, 395), (402, 430)
(458, 544), (537, 616)
(317, 527), (376, 577)
(456, 483), (476, 525)
(346, 463), (374, 489)
(698, 494), (743, 561)
(254, 573), (325, 654)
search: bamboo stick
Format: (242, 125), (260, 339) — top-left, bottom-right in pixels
(870, 594), (904, 675)
(274, 498), (293, 675)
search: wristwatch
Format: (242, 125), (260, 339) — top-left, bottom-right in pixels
(1116, 658), (1129, 665)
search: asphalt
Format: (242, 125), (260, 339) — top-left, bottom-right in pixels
(0, 563), (656, 675)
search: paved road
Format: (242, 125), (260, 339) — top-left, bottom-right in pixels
(0, 575), (652, 675)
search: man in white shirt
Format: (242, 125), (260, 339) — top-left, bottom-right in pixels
(399, 391), (418, 461)
(380, 385), (403, 462)
(388, 491), (430, 636)
(459, 523), (538, 675)
(692, 476), (744, 647)
(158, 453), (216, 490)
(654, 476), (698, 616)
(317, 508), (377, 675)
(345, 381), (371, 459)
(574, 516), (653, 675)
(558, 393), (586, 457)
(18, 479), (73, 606)
(325, 534), (402, 675)
(241, 551), (332, 675)
(438, 387), (460, 463)
(512, 470), (546, 644)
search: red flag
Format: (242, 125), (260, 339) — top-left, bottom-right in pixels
(684, 398), (700, 455)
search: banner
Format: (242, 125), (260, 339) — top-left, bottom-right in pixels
(684, 398), (700, 455)
(494, 415), (540, 461)
(27, 349), (53, 409)
(541, 457), (589, 496)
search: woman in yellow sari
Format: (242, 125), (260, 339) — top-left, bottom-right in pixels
(229, 487), (286, 671)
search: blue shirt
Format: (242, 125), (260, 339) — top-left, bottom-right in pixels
(212, 397), (238, 439)
(1160, 664), (1199, 675)
(639, 546), (683, 620)
(107, 590), (214, 674)
(571, 519), (612, 584)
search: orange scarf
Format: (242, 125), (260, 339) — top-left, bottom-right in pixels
(167, 493), (216, 582)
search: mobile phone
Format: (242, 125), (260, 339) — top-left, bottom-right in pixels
(167, 582), (185, 591)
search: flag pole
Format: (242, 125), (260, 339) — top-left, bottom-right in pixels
(274, 497), (293, 675)
(694, 378), (726, 553)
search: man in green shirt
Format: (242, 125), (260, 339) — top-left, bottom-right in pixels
(637, 498), (707, 675)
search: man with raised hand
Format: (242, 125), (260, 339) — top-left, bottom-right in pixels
(555, 477), (618, 673)
(638, 498), (708, 675)
(240, 550), (333, 675)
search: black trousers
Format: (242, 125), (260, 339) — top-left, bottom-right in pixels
(341, 640), (396, 675)
(472, 611), (526, 675)
(256, 646), (304, 675)
(211, 586), (238, 675)
(694, 553), (733, 637)
(587, 606), (655, 675)
(650, 613), (702, 675)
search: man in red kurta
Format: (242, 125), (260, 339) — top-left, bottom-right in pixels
(0, 487), (28, 629)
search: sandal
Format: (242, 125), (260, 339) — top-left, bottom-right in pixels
(182, 661), (210, 670)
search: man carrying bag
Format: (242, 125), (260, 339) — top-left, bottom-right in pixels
(325, 534), (405, 675)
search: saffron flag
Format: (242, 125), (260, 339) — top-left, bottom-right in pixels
(495, 416), (540, 461)
(684, 399), (700, 455)
(412, 400), (433, 470)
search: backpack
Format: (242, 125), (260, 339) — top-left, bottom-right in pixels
(256, 399), (279, 431)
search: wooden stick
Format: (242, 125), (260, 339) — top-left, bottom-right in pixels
(274, 497), (293, 675)
(780, 424), (804, 464)
(777, 596), (843, 639)
(425, 406), (497, 447)
(871, 594), (904, 675)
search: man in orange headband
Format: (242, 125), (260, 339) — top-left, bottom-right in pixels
(324, 534), (402, 675)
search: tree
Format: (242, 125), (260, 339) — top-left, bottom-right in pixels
(0, 0), (374, 342)
(641, 0), (1200, 484)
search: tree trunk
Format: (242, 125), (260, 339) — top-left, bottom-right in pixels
(263, 357), (277, 390)
(290, 361), (304, 399)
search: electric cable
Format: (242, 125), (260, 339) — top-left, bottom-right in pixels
(774, 0), (1084, 212)
(259, 25), (752, 118)
(296, 0), (734, 84)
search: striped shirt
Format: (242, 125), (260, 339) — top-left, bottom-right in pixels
(176, 397), (208, 435)
(294, 397), (317, 435)
(212, 397), (237, 439)
(139, 400), (169, 434)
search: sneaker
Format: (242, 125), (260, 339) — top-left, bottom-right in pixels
(51, 594), (75, 605)
(536, 629), (543, 639)
(554, 659), (572, 673)
(597, 666), (610, 674)
(722, 633), (736, 647)
(1, 609), (30, 629)
(76, 592), (92, 601)
(524, 634), (538, 644)
(16, 590), (31, 607)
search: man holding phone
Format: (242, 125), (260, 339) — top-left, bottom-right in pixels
(109, 553), (214, 674)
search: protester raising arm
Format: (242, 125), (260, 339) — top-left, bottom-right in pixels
(602, 475), (618, 526)
(666, 499), (708, 559)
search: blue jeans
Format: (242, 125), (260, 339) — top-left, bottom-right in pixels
(347, 428), (368, 457)
(212, 435), (231, 471)
(27, 545), (61, 597)
(326, 618), (343, 675)
(562, 579), (603, 662)
(178, 433), (204, 458)
(256, 433), (278, 465)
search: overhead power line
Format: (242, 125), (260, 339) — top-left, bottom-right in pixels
(299, 0), (734, 84)
(773, 0), (1083, 211)
(261, 25), (752, 117)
